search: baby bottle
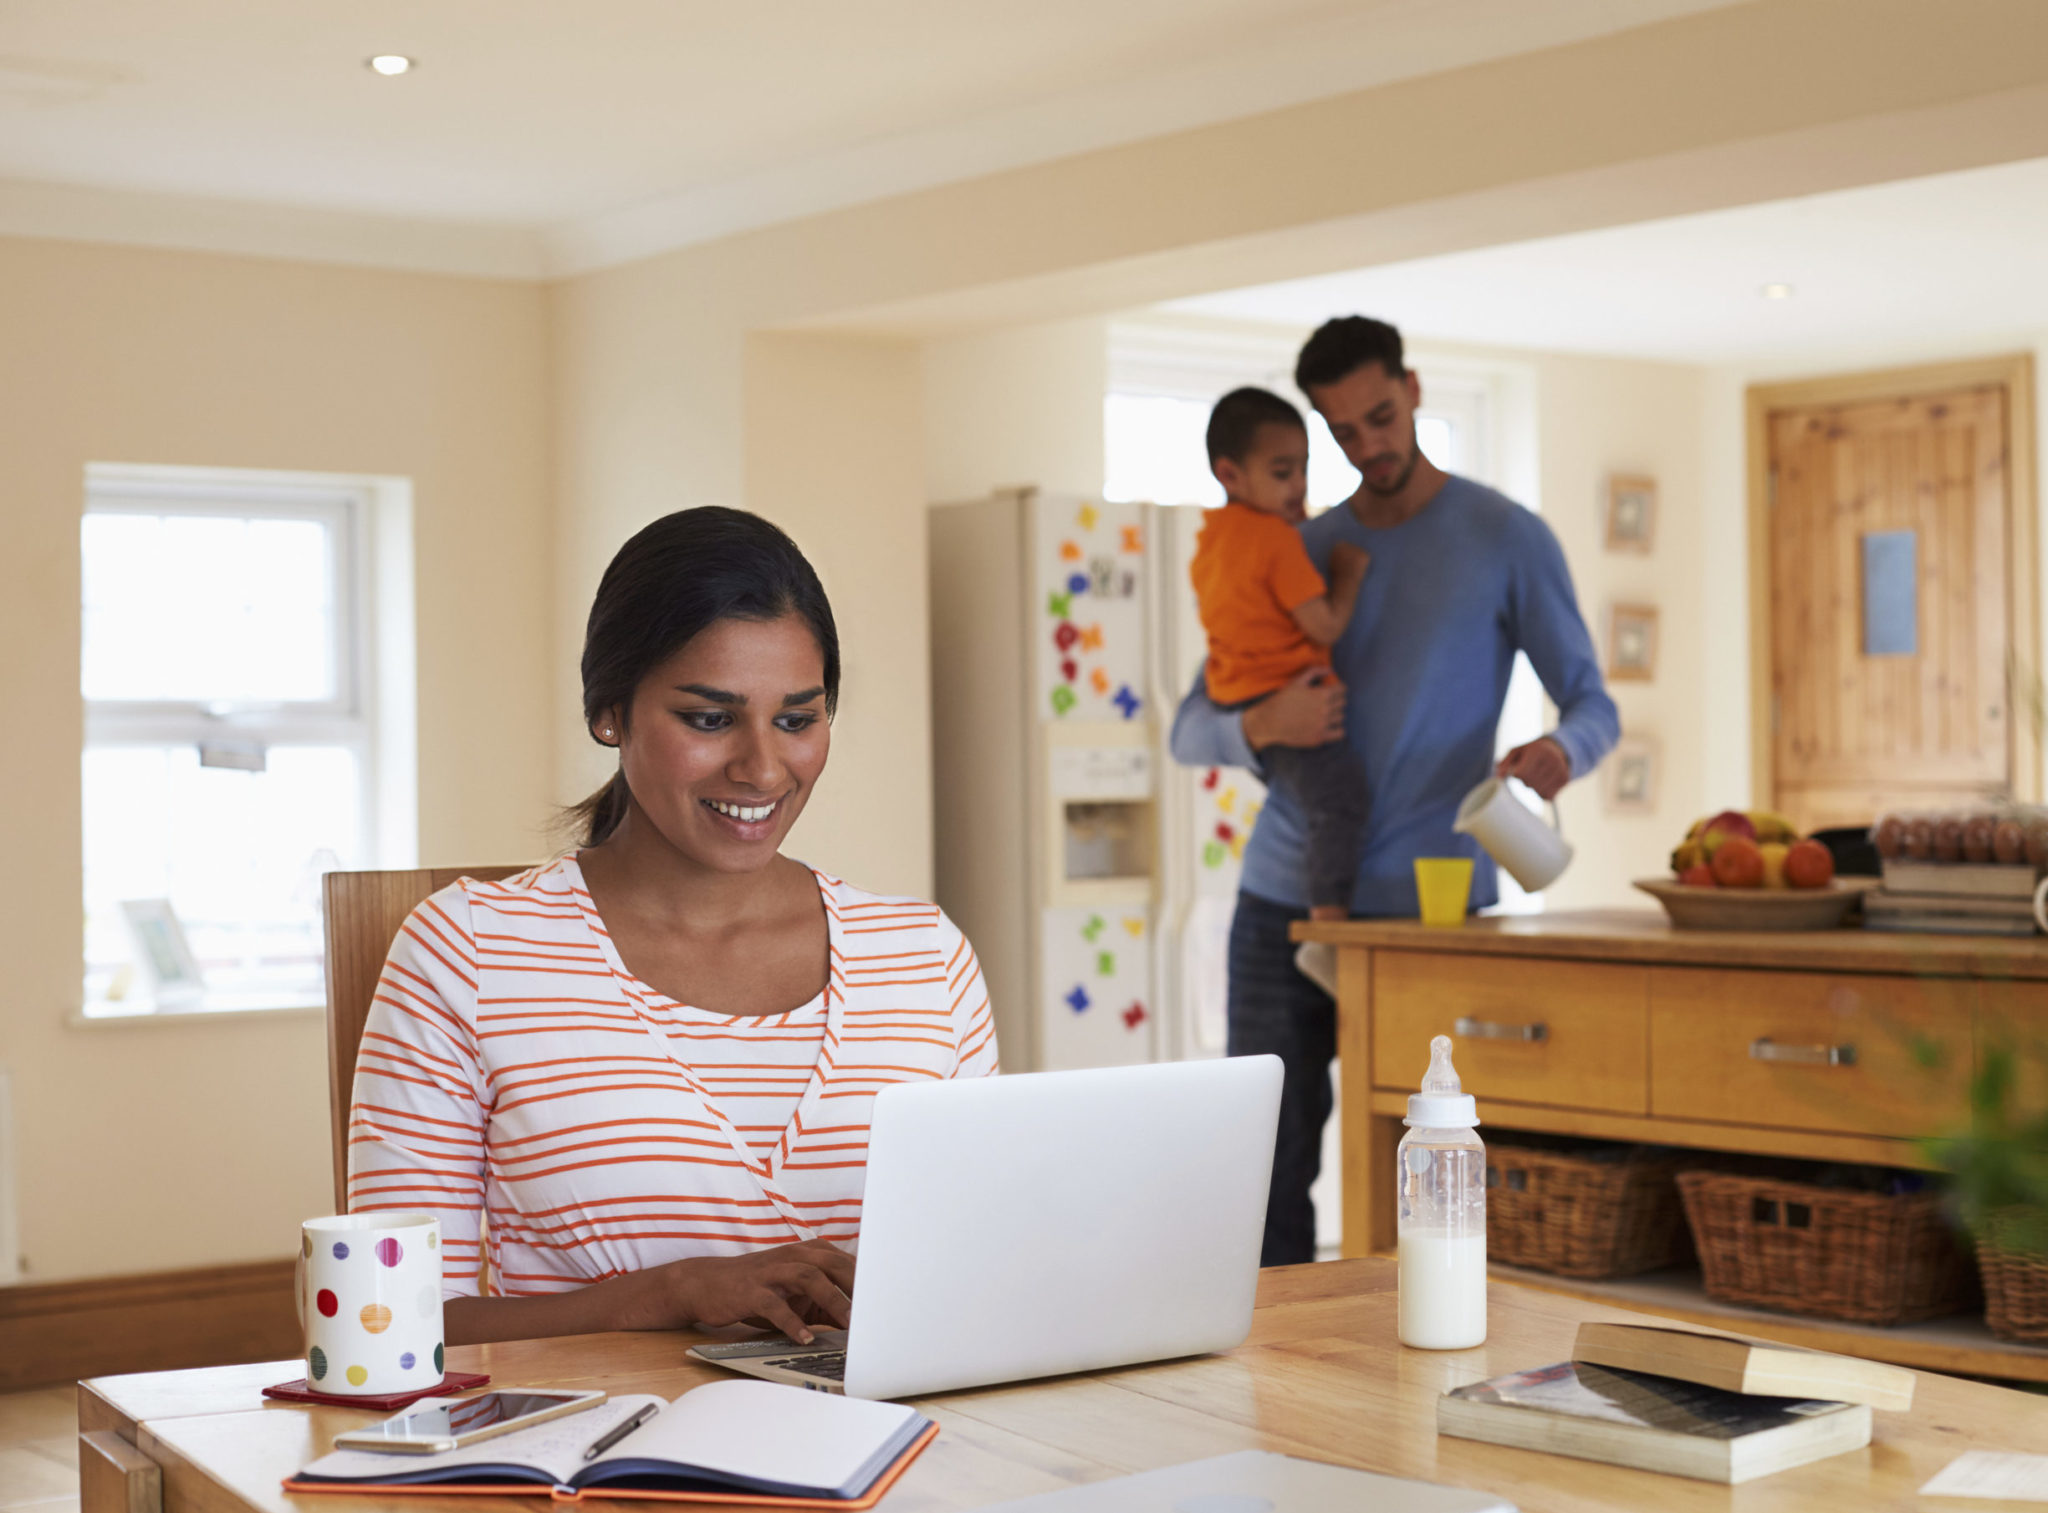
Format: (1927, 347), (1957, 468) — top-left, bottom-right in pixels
(1397, 1034), (1487, 1349)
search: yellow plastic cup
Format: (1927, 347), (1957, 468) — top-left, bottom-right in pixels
(1414, 857), (1475, 927)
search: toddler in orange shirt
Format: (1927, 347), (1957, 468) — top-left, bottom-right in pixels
(1189, 387), (1370, 922)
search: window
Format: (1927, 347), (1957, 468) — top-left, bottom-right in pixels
(1104, 317), (1544, 912)
(81, 466), (415, 1016)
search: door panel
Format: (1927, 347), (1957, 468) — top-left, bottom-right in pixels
(1767, 384), (2012, 830)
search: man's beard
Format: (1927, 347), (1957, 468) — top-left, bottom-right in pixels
(1361, 445), (1420, 498)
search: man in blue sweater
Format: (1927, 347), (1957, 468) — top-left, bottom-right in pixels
(1170, 316), (1618, 1265)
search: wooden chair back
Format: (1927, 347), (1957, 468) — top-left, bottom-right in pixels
(322, 866), (527, 1211)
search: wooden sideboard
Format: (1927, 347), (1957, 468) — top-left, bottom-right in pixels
(1295, 908), (2048, 1381)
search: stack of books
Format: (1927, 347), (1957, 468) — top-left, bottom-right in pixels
(1861, 861), (2040, 936)
(1438, 1323), (1916, 1485)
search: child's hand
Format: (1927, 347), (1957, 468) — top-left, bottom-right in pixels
(1328, 541), (1371, 585)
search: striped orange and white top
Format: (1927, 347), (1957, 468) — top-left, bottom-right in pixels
(345, 855), (997, 1298)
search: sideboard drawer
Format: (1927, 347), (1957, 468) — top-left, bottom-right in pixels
(1649, 968), (1972, 1137)
(1979, 981), (2048, 1122)
(1372, 951), (1648, 1114)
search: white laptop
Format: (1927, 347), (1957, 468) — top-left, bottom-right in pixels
(690, 1056), (1282, 1400)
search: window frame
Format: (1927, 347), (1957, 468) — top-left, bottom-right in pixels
(79, 463), (418, 1019)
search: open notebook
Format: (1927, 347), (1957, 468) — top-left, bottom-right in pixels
(285, 1380), (937, 1507)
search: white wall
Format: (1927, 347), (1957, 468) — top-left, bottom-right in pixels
(0, 236), (553, 1281)
(923, 319), (1109, 503)
(1531, 352), (1711, 908)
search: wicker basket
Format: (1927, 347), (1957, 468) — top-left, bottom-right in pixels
(1676, 1171), (1977, 1325)
(1485, 1141), (1693, 1279)
(1978, 1209), (2048, 1343)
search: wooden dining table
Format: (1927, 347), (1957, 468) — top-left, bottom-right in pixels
(77, 1259), (2048, 1513)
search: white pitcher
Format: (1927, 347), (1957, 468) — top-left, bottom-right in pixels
(1453, 776), (1573, 892)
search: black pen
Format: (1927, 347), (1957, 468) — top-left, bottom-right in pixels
(583, 1404), (659, 1461)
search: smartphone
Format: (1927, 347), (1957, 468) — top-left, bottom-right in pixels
(331, 1389), (607, 1455)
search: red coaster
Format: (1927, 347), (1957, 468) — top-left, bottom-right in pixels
(262, 1370), (490, 1410)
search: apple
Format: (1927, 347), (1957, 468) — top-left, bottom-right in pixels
(1678, 863), (1717, 887)
(1784, 838), (1835, 889)
(1711, 836), (1766, 888)
(1704, 810), (1758, 842)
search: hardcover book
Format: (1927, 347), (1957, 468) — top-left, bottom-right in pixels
(1572, 1323), (1915, 1411)
(1437, 1361), (1871, 1484)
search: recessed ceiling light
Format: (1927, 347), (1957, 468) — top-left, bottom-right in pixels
(1759, 282), (1795, 300)
(367, 55), (414, 77)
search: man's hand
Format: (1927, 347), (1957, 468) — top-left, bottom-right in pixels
(650, 1240), (855, 1344)
(1496, 737), (1571, 801)
(1242, 667), (1345, 750)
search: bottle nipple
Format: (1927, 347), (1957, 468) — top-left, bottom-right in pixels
(1404, 1033), (1480, 1129)
(1422, 1034), (1462, 1095)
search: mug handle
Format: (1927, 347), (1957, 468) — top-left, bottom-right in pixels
(2034, 875), (2048, 935)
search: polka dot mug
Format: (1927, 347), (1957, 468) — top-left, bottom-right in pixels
(299, 1212), (444, 1395)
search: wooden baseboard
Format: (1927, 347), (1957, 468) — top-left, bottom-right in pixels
(0, 1258), (298, 1391)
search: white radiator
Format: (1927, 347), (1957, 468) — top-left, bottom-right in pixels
(0, 1068), (18, 1284)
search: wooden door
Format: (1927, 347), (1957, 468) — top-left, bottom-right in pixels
(1757, 363), (2036, 833)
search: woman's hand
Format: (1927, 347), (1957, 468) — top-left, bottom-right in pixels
(648, 1240), (856, 1344)
(445, 1239), (856, 1346)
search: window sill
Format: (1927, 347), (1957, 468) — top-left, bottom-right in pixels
(69, 991), (325, 1029)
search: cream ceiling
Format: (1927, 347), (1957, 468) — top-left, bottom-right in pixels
(0, 0), (1742, 275)
(1167, 155), (2048, 368)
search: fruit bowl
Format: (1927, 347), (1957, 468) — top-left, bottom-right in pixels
(1633, 878), (1867, 932)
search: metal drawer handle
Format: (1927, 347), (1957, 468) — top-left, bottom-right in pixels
(1454, 1016), (1548, 1043)
(1749, 1037), (1856, 1067)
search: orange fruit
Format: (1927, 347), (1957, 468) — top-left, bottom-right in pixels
(1710, 836), (1765, 888)
(1784, 838), (1835, 889)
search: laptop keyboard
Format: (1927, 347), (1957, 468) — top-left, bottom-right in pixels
(786, 1351), (847, 1382)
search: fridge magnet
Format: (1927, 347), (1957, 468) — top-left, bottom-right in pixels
(1122, 1003), (1147, 1031)
(1066, 571), (1089, 595)
(1053, 620), (1079, 651)
(1050, 685), (1076, 716)
(1120, 525), (1143, 553)
(1201, 768), (1220, 790)
(1202, 840), (1227, 868)
(1603, 735), (1659, 816)
(1218, 786), (1236, 814)
(1605, 603), (1659, 682)
(1065, 985), (1091, 1014)
(1077, 503), (1099, 531)
(1096, 951), (1116, 977)
(1122, 917), (1144, 937)
(1059, 539), (1082, 562)
(1081, 914), (1105, 942)
(1113, 684), (1141, 719)
(1090, 668), (1110, 695)
(1047, 590), (1071, 618)
(1080, 624), (1103, 651)
(1604, 475), (1657, 553)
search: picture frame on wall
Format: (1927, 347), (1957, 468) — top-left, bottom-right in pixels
(1606, 603), (1659, 682)
(1605, 474), (1657, 553)
(1605, 736), (1659, 815)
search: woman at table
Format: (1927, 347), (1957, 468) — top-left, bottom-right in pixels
(347, 508), (997, 1345)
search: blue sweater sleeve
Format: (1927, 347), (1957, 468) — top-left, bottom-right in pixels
(1511, 515), (1620, 779)
(1168, 669), (1263, 774)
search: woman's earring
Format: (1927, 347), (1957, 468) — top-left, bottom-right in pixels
(600, 726), (615, 744)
